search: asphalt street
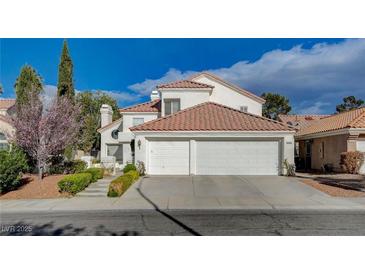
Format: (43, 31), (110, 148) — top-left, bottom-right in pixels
(1, 209), (365, 235)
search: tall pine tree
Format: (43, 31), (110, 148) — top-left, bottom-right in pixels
(57, 40), (74, 98)
(14, 65), (43, 107)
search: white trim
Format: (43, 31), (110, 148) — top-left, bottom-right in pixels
(119, 111), (159, 115)
(133, 130), (295, 138)
(157, 87), (212, 91)
(296, 128), (365, 140)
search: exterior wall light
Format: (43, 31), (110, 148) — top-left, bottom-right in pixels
(137, 139), (141, 149)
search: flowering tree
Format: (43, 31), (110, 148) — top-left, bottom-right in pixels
(12, 93), (81, 179)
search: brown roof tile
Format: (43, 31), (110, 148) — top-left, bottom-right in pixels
(119, 99), (161, 113)
(278, 114), (330, 129)
(157, 80), (214, 89)
(0, 99), (15, 110)
(130, 102), (294, 132)
(297, 107), (365, 137)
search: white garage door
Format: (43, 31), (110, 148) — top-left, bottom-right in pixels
(148, 141), (190, 175)
(196, 140), (280, 175)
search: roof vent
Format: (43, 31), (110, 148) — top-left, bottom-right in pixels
(150, 90), (160, 101)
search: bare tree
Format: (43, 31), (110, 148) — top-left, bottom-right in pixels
(12, 94), (81, 179)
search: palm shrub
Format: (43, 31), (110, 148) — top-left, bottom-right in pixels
(0, 148), (29, 193)
(58, 173), (92, 195)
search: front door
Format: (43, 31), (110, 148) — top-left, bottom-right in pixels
(305, 141), (312, 170)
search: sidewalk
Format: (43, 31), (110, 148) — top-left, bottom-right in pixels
(1, 192), (365, 213)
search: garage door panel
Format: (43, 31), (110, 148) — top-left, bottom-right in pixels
(196, 141), (279, 175)
(149, 141), (190, 175)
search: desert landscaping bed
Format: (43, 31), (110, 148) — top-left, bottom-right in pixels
(0, 174), (70, 200)
(297, 172), (365, 197)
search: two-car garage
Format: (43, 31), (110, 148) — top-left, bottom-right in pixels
(131, 102), (295, 176)
(148, 139), (281, 175)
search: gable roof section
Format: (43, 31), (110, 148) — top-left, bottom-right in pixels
(278, 114), (330, 129)
(119, 99), (161, 113)
(189, 72), (265, 104)
(297, 107), (365, 137)
(157, 80), (214, 89)
(97, 117), (122, 133)
(0, 99), (16, 110)
(130, 101), (294, 132)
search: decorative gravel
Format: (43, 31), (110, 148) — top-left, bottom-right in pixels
(0, 174), (69, 200)
(301, 178), (365, 197)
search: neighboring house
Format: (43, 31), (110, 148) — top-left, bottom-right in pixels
(0, 99), (16, 150)
(98, 72), (295, 175)
(278, 114), (330, 130)
(293, 108), (365, 173)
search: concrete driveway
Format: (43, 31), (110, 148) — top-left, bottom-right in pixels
(114, 175), (365, 210)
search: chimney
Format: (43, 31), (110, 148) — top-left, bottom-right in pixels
(150, 90), (160, 101)
(100, 104), (113, 127)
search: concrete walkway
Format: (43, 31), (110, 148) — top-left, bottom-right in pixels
(76, 173), (121, 197)
(1, 175), (365, 213)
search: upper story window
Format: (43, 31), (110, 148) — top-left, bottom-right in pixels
(239, 106), (248, 112)
(164, 99), (180, 115)
(132, 117), (145, 126)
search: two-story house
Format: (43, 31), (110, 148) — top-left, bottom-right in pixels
(98, 72), (295, 175)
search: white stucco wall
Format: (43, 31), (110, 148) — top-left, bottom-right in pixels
(193, 76), (263, 116)
(133, 131), (295, 175)
(160, 90), (210, 117)
(122, 113), (158, 132)
(0, 119), (15, 147)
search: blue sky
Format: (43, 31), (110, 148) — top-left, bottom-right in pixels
(1, 38), (364, 114)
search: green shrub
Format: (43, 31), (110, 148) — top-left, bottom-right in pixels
(107, 173), (135, 197)
(126, 170), (139, 180)
(49, 160), (87, 175)
(123, 163), (136, 173)
(58, 173), (92, 195)
(0, 148), (29, 193)
(83, 168), (104, 182)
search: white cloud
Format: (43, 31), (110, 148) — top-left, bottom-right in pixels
(128, 68), (197, 96)
(128, 39), (365, 114)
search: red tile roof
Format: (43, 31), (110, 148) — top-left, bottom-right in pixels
(0, 99), (15, 110)
(278, 114), (330, 129)
(297, 107), (365, 137)
(130, 102), (294, 132)
(119, 99), (161, 113)
(189, 72), (266, 104)
(157, 80), (214, 89)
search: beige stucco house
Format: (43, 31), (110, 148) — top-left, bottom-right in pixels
(280, 109), (365, 173)
(0, 99), (15, 150)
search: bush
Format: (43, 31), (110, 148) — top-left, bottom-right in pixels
(84, 168), (104, 182)
(340, 151), (365, 174)
(136, 161), (146, 176)
(49, 160), (87, 175)
(123, 163), (136, 174)
(107, 173), (135, 197)
(126, 170), (139, 180)
(0, 148), (29, 193)
(58, 173), (92, 195)
(283, 159), (295, 176)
